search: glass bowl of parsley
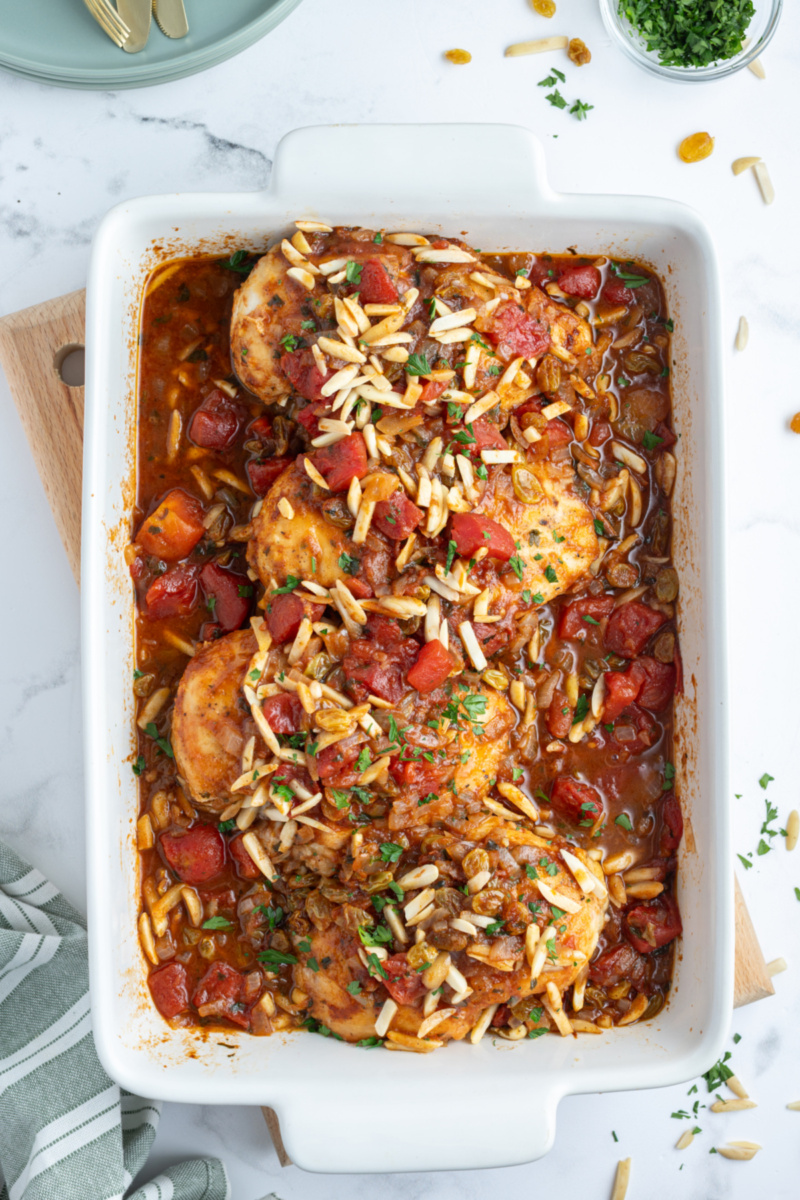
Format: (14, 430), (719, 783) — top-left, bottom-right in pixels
(600, 0), (782, 81)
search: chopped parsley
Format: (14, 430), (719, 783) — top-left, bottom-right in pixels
(642, 430), (664, 451)
(379, 842), (404, 864)
(618, 0), (756, 68)
(346, 980), (363, 996)
(405, 353), (431, 376)
(508, 555), (525, 582)
(445, 539), (458, 573)
(570, 100), (594, 121)
(593, 517), (605, 536)
(546, 89), (568, 110)
(356, 748), (372, 772)
(759, 772), (774, 790)
(338, 552), (360, 575)
(220, 249), (255, 275)
(132, 755), (146, 777)
(615, 813), (633, 831)
(537, 68), (566, 86)
(280, 333), (304, 352)
(257, 948), (298, 968)
(202, 916), (233, 930)
(610, 261), (649, 288)
(218, 819), (236, 834)
(272, 575), (301, 594)
(572, 694), (589, 724)
(703, 1051), (734, 1092)
(544, 565), (558, 584)
(144, 723), (173, 759)
(345, 260), (362, 285)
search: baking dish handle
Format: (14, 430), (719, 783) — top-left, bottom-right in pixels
(268, 123), (556, 211)
(273, 1079), (561, 1173)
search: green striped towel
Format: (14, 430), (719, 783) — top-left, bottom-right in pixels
(0, 841), (230, 1200)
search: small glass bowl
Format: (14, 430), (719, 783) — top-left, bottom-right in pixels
(599, 0), (783, 82)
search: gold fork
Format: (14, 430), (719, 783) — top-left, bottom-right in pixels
(82, 0), (131, 48)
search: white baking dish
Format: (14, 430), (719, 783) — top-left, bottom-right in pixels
(83, 123), (733, 1174)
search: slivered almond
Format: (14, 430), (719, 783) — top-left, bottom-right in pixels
(429, 307), (478, 334)
(286, 266), (316, 291)
(414, 248), (476, 264)
(753, 161), (774, 205)
(303, 457), (330, 489)
(464, 390), (500, 424)
(505, 35), (569, 56)
(732, 156), (760, 176)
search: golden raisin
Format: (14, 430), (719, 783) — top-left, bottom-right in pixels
(462, 848), (490, 878)
(407, 940), (437, 970)
(471, 888), (504, 916)
(530, 0), (556, 15)
(568, 37), (591, 65)
(444, 49), (472, 64)
(678, 132), (715, 164)
(536, 354), (562, 394)
(791, 413), (800, 434)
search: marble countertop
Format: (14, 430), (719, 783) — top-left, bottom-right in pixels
(1, 1), (798, 1195)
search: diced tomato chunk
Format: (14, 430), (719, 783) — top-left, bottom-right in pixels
(605, 601), (667, 658)
(188, 389), (242, 450)
(471, 417), (508, 452)
(262, 692), (304, 734)
(199, 562), (251, 633)
(311, 433), (368, 493)
(406, 639), (455, 694)
(316, 738), (362, 788)
(373, 489), (423, 540)
(249, 415), (273, 439)
(382, 954), (425, 1006)
(229, 833), (262, 880)
(145, 563), (200, 620)
(550, 777), (604, 825)
(545, 419), (573, 448)
(601, 277), (634, 306)
(589, 421), (612, 447)
(135, 489), (205, 562)
(357, 258), (399, 304)
(603, 665), (645, 722)
(419, 380), (448, 405)
(589, 942), (647, 989)
(624, 892), (682, 954)
(266, 592), (303, 644)
(558, 595), (615, 642)
(546, 690), (573, 739)
(449, 513), (516, 562)
(192, 961), (250, 1027)
(342, 621), (419, 703)
(652, 420), (677, 450)
(295, 404), (324, 438)
(280, 347), (331, 402)
(489, 300), (551, 358)
(491, 1004), (512, 1028)
(148, 962), (189, 1019)
(635, 656), (676, 712)
(660, 792), (683, 855)
(247, 456), (292, 497)
(160, 824), (226, 884)
(556, 265), (601, 299)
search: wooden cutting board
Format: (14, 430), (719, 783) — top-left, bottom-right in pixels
(0, 289), (775, 1165)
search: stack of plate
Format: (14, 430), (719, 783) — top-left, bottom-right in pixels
(0, 0), (303, 89)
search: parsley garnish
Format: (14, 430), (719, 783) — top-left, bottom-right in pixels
(572, 694), (589, 724)
(144, 723), (173, 759)
(218, 819), (236, 834)
(537, 68), (566, 86)
(202, 916), (233, 930)
(272, 575), (301, 595)
(642, 430), (664, 451)
(257, 948), (298, 968)
(379, 842), (404, 864)
(445, 539), (458, 573)
(618, 0), (755, 68)
(544, 565), (558, 584)
(345, 260), (362, 285)
(405, 353), (431, 376)
(220, 249), (254, 275)
(759, 772), (774, 790)
(615, 813), (633, 831)
(338, 552), (360, 575)
(546, 89), (568, 109)
(703, 1051), (734, 1092)
(132, 755), (146, 776)
(610, 262), (649, 288)
(570, 100), (594, 121)
(508, 555), (525, 582)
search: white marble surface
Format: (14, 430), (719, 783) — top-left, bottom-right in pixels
(1, 1), (799, 1195)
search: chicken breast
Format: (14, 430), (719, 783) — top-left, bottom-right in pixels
(230, 235), (414, 404)
(293, 835), (606, 1044)
(247, 460), (353, 590)
(172, 629), (257, 813)
(478, 459), (598, 605)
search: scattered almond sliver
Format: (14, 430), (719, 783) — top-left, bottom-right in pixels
(735, 316), (749, 352)
(505, 35), (568, 57)
(732, 156), (760, 176)
(753, 161), (775, 205)
(611, 1158), (631, 1200)
(748, 57), (766, 79)
(716, 1141), (761, 1161)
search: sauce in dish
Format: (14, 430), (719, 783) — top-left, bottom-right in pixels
(127, 224), (682, 1049)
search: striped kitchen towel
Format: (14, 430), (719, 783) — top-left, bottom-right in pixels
(0, 841), (230, 1200)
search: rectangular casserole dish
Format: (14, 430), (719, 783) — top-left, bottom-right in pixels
(83, 122), (733, 1174)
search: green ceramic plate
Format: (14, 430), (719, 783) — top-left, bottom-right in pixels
(0, 0), (303, 89)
